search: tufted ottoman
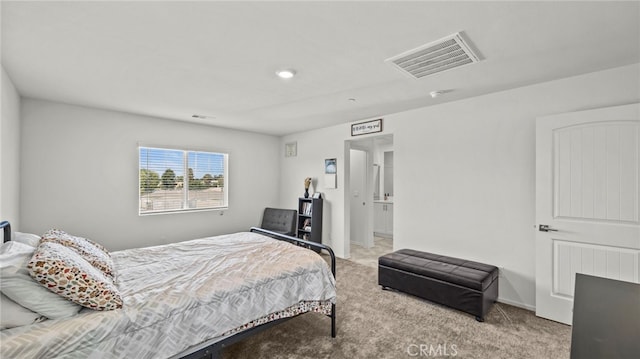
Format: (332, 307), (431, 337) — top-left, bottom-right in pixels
(378, 249), (498, 322)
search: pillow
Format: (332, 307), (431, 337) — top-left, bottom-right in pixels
(0, 241), (82, 319)
(27, 242), (122, 311)
(13, 232), (41, 247)
(40, 229), (115, 279)
(0, 293), (45, 330)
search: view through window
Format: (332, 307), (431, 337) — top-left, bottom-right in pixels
(139, 147), (228, 214)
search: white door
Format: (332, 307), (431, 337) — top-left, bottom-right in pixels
(535, 103), (640, 324)
(350, 149), (371, 247)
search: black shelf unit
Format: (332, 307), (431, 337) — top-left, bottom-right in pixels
(297, 196), (323, 252)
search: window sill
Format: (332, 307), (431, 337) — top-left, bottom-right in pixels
(139, 207), (228, 216)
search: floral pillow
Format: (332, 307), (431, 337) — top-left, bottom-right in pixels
(27, 242), (122, 311)
(40, 229), (115, 279)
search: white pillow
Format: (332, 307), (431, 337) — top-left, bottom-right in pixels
(13, 232), (41, 247)
(0, 293), (45, 330)
(0, 241), (81, 319)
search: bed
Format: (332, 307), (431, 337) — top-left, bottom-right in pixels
(0, 220), (336, 358)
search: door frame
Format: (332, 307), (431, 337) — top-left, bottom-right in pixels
(344, 134), (393, 258)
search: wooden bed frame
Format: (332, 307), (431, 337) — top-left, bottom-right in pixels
(0, 221), (336, 359)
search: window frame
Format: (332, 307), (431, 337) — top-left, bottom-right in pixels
(138, 145), (229, 216)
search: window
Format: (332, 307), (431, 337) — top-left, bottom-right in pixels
(139, 146), (228, 215)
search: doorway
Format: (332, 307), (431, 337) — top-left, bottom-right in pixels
(346, 134), (394, 267)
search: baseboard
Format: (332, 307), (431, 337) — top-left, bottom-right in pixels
(496, 297), (535, 312)
(374, 232), (393, 239)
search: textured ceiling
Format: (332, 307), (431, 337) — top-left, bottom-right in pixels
(2, 1), (639, 136)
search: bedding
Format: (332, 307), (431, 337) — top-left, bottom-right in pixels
(0, 294), (45, 330)
(13, 232), (41, 247)
(0, 241), (83, 319)
(0, 231), (336, 358)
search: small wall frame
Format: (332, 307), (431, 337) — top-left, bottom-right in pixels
(325, 158), (337, 189)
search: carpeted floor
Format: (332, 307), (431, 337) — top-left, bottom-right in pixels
(223, 258), (571, 358)
(349, 237), (393, 268)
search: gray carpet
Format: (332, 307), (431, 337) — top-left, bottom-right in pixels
(224, 258), (571, 358)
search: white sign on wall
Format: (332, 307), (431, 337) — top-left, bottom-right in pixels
(351, 118), (383, 136)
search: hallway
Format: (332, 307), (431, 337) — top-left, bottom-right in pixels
(349, 236), (392, 268)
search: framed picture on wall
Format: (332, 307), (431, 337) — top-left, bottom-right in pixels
(325, 158), (337, 189)
(325, 158), (337, 174)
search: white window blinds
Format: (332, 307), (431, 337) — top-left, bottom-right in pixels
(139, 147), (228, 214)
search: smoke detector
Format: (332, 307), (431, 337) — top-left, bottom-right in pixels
(429, 90), (445, 98)
(386, 32), (480, 79)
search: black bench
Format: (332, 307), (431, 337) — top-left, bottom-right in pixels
(378, 249), (498, 322)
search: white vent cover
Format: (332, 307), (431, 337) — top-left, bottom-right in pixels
(386, 32), (480, 79)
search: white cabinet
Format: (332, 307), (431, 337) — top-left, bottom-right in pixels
(374, 202), (393, 238)
(385, 203), (393, 234)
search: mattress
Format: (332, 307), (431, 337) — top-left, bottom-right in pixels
(0, 231), (336, 358)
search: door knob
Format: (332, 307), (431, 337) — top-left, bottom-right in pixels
(539, 224), (558, 232)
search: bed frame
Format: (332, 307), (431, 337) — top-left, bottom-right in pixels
(0, 221), (336, 359)
(1, 221), (10, 243)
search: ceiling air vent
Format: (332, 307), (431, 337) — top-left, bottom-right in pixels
(386, 32), (480, 79)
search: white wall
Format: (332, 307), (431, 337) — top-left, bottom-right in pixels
(280, 63), (640, 309)
(280, 117), (398, 259)
(0, 66), (21, 230)
(20, 99), (281, 250)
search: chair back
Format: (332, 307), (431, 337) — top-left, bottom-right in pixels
(260, 208), (297, 236)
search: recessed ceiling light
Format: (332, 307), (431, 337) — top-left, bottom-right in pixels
(276, 69), (296, 79)
(348, 98), (357, 102)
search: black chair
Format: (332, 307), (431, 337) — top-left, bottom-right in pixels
(260, 208), (297, 236)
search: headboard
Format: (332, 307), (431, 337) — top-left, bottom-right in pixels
(1, 220), (11, 243)
(260, 208), (297, 237)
